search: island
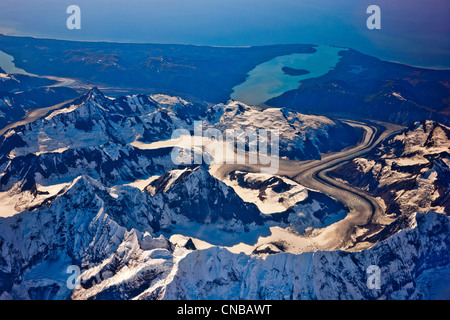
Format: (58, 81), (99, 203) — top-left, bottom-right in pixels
(282, 66), (310, 76)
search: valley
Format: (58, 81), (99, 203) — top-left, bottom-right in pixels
(212, 119), (406, 253)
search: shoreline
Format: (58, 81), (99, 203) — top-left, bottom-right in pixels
(0, 33), (449, 71)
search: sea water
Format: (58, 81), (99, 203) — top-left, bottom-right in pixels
(0, 50), (35, 76)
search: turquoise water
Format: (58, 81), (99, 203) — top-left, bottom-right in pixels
(0, 50), (35, 75)
(231, 45), (344, 106)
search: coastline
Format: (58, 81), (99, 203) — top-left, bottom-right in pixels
(0, 33), (449, 71)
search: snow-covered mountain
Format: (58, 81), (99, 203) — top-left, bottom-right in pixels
(0, 87), (360, 220)
(0, 87), (448, 300)
(215, 169), (347, 234)
(0, 72), (79, 130)
(206, 101), (360, 160)
(1, 173), (448, 300)
(145, 166), (265, 230)
(160, 211), (449, 300)
(0, 88), (197, 158)
(0, 88), (359, 161)
(0, 168), (344, 299)
(0, 175), (173, 300)
(332, 120), (450, 217)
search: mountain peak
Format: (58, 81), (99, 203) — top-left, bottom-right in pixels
(83, 86), (107, 103)
(88, 86), (102, 95)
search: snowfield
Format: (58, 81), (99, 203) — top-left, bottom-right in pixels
(220, 170), (309, 214)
